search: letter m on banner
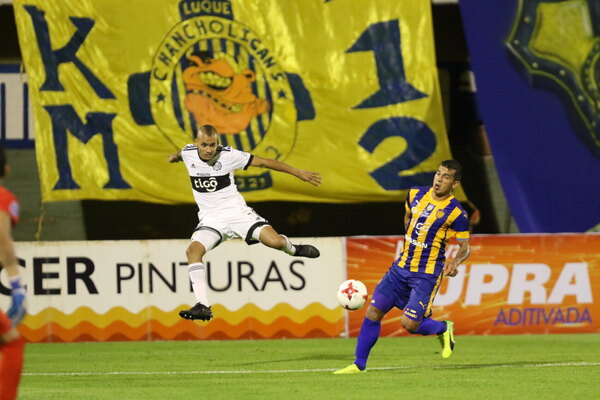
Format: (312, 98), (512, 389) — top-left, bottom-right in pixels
(44, 106), (129, 189)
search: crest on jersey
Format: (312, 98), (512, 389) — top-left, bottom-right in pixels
(506, 0), (600, 156)
(436, 209), (445, 219)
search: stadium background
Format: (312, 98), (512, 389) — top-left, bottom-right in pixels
(0, 0), (517, 242)
(0, 0), (599, 343)
(1, 4), (598, 400)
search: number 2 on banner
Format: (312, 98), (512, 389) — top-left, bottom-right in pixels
(358, 118), (436, 190)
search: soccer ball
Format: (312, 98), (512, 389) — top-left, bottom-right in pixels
(337, 279), (368, 310)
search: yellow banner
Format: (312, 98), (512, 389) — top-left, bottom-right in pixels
(14, 0), (464, 203)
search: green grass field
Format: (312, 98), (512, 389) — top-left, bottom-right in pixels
(20, 334), (600, 400)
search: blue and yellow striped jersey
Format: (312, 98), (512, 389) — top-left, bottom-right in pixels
(396, 186), (469, 276)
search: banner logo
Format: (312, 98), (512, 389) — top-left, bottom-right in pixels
(506, 0), (600, 157)
(146, 0), (297, 159)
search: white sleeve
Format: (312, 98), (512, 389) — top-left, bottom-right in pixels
(229, 148), (253, 170)
(180, 145), (195, 171)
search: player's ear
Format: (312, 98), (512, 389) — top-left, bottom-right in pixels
(452, 179), (460, 189)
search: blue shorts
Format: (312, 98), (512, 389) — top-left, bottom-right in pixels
(371, 263), (443, 322)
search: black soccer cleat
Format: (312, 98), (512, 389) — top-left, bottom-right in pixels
(294, 244), (320, 258)
(179, 303), (214, 321)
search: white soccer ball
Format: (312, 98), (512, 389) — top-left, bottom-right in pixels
(337, 279), (368, 310)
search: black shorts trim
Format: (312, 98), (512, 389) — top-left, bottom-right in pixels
(245, 221), (269, 245)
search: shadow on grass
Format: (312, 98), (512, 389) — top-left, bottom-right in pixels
(368, 360), (591, 373)
(236, 353), (350, 366)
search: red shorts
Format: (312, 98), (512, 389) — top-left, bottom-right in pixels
(0, 310), (11, 335)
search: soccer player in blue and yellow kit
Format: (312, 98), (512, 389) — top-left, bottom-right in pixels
(335, 160), (471, 374)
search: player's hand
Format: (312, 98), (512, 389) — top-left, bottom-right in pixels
(443, 259), (459, 277)
(298, 170), (322, 187)
(7, 283), (26, 326)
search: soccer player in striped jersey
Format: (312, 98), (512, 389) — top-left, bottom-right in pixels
(169, 125), (322, 321)
(335, 160), (471, 374)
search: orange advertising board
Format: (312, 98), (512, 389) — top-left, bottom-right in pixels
(346, 234), (600, 336)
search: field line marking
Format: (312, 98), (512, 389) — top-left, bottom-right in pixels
(23, 362), (600, 376)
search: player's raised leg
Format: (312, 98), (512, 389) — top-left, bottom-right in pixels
(401, 282), (454, 358)
(257, 226), (320, 258)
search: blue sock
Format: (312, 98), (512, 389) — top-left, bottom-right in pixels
(414, 317), (446, 335)
(354, 318), (381, 370)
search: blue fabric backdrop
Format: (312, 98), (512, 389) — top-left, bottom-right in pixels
(459, 0), (600, 232)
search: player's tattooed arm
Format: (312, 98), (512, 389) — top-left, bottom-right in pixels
(443, 238), (470, 277)
(250, 155), (322, 187)
(168, 151), (183, 163)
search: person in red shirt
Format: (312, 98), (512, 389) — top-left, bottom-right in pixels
(0, 147), (25, 400)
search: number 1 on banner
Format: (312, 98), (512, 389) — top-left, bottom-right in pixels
(347, 19), (427, 109)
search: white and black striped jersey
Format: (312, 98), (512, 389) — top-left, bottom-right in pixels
(180, 144), (253, 215)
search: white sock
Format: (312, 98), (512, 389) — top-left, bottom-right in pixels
(280, 235), (296, 256)
(188, 262), (210, 306)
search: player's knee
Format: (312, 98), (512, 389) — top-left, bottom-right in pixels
(186, 242), (206, 263)
(401, 317), (420, 333)
(365, 305), (385, 322)
(405, 326), (419, 334)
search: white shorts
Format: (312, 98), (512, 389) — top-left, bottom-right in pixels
(190, 206), (269, 251)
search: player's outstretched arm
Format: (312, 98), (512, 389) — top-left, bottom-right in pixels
(168, 151), (183, 163)
(250, 155), (322, 187)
